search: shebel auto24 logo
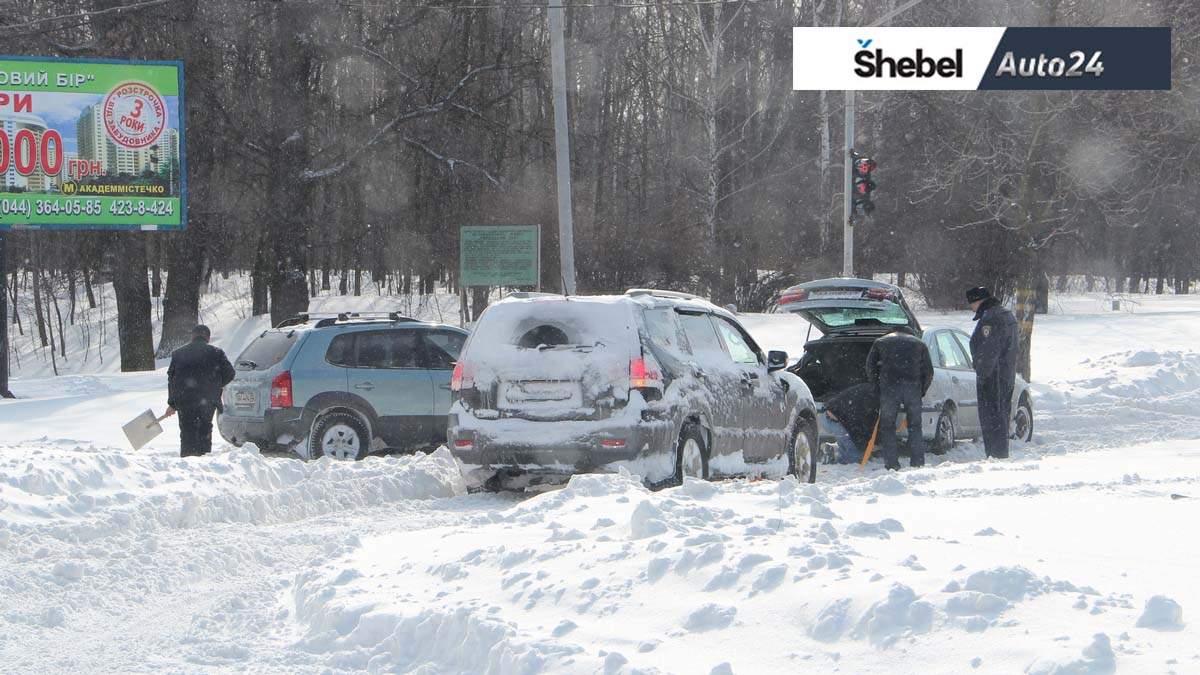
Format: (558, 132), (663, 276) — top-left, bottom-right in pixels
(792, 27), (1171, 91)
(853, 38), (963, 79)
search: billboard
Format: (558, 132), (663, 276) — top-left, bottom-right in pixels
(460, 225), (540, 288)
(0, 56), (185, 231)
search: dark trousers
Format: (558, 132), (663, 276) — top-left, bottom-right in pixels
(977, 375), (1011, 459)
(879, 381), (925, 469)
(179, 404), (216, 457)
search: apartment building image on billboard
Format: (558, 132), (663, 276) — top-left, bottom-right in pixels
(76, 104), (179, 183)
(0, 111), (50, 193)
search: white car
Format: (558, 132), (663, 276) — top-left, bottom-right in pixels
(777, 278), (1034, 453)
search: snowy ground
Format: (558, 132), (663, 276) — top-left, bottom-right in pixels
(2, 290), (1198, 673)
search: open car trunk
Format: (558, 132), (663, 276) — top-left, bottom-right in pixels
(778, 279), (923, 403)
(789, 336), (879, 402)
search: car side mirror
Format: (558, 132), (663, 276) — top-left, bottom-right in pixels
(767, 350), (788, 372)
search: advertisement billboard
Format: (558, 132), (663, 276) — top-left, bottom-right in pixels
(0, 56), (185, 231)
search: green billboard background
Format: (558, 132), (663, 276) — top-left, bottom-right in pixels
(0, 56), (186, 231)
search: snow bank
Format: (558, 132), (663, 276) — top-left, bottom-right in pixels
(0, 442), (465, 540)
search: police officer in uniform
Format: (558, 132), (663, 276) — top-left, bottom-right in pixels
(165, 325), (235, 457)
(866, 325), (934, 470)
(966, 287), (1019, 459)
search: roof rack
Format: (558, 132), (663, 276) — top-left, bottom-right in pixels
(625, 288), (702, 301)
(274, 312), (417, 329)
(504, 291), (560, 299)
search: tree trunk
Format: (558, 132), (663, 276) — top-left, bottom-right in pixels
(32, 242), (48, 348)
(0, 234), (12, 397)
(470, 286), (489, 321)
(1034, 273), (1049, 314)
(251, 240), (269, 317)
(82, 264), (97, 309)
(150, 237), (162, 297)
(112, 235), (156, 372)
(157, 226), (206, 358)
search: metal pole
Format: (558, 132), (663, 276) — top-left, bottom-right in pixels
(842, 90), (855, 278)
(548, 0), (577, 296)
(0, 231), (12, 397)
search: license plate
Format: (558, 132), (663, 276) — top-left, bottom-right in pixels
(234, 390), (257, 409)
(810, 290), (865, 300)
(500, 380), (581, 406)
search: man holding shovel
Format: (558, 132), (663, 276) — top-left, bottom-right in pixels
(164, 325), (235, 457)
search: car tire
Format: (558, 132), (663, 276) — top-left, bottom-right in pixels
(310, 411), (369, 461)
(1012, 398), (1034, 443)
(931, 408), (956, 455)
(788, 417), (818, 484)
(671, 423), (710, 486)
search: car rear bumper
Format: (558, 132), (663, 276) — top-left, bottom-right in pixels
(217, 407), (305, 451)
(447, 410), (675, 482)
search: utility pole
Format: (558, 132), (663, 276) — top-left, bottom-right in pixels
(0, 232), (12, 398)
(841, 0), (931, 278)
(842, 91), (855, 277)
(548, 0), (577, 295)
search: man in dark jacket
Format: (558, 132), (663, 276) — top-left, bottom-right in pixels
(867, 326), (934, 470)
(165, 325), (235, 457)
(967, 287), (1019, 459)
(823, 382), (879, 464)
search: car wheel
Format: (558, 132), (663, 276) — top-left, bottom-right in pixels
(1012, 399), (1034, 443)
(788, 417), (818, 484)
(932, 408), (956, 455)
(310, 411), (369, 461)
(672, 423), (710, 486)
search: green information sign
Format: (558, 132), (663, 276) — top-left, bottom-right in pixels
(0, 56), (186, 231)
(460, 225), (540, 287)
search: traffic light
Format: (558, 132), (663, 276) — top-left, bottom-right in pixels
(850, 150), (877, 217)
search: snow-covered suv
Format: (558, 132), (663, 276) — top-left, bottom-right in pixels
(217, 313), (468, 460)
(447, 290), (819, 490)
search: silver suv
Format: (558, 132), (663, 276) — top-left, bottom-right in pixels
(217, 313), (468, 460)
(447, 290), (819, 490)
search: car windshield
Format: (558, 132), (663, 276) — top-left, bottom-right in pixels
(804, 303), (911, 328)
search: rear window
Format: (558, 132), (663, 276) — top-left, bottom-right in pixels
(236, 331), (297, 370)
(804, 303), (911, 328)
(472, 299), (635, 351)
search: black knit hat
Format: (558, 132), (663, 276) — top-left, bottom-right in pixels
(192, 324), (212, 341)
(965, 286), (992, 303)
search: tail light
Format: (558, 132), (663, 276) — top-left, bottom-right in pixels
(630, 357), (662, 389)
(865, 287), (893, 301)
(778, 288), (809, 305)
(450, 362), (474, 392)
(269, 371), (293, 408)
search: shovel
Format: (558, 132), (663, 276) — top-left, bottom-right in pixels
(860, 417), (907, 469)
(122, 408), (173, 451)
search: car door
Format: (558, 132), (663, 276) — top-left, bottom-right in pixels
(712, 315), (788, 462)
(346, 329), (435, 448)
(933, 330), (978, 433)
(951, 330), (983, 434)
(675, 311), (745, 461)
(422, 329), (468, 441)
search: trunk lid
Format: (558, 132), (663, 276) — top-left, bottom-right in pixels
(460, 297), (639, 421)
(224, 328), (301, 417)
(777, 278), (921, 337)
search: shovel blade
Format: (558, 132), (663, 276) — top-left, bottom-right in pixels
(123, 409), (164, 451)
